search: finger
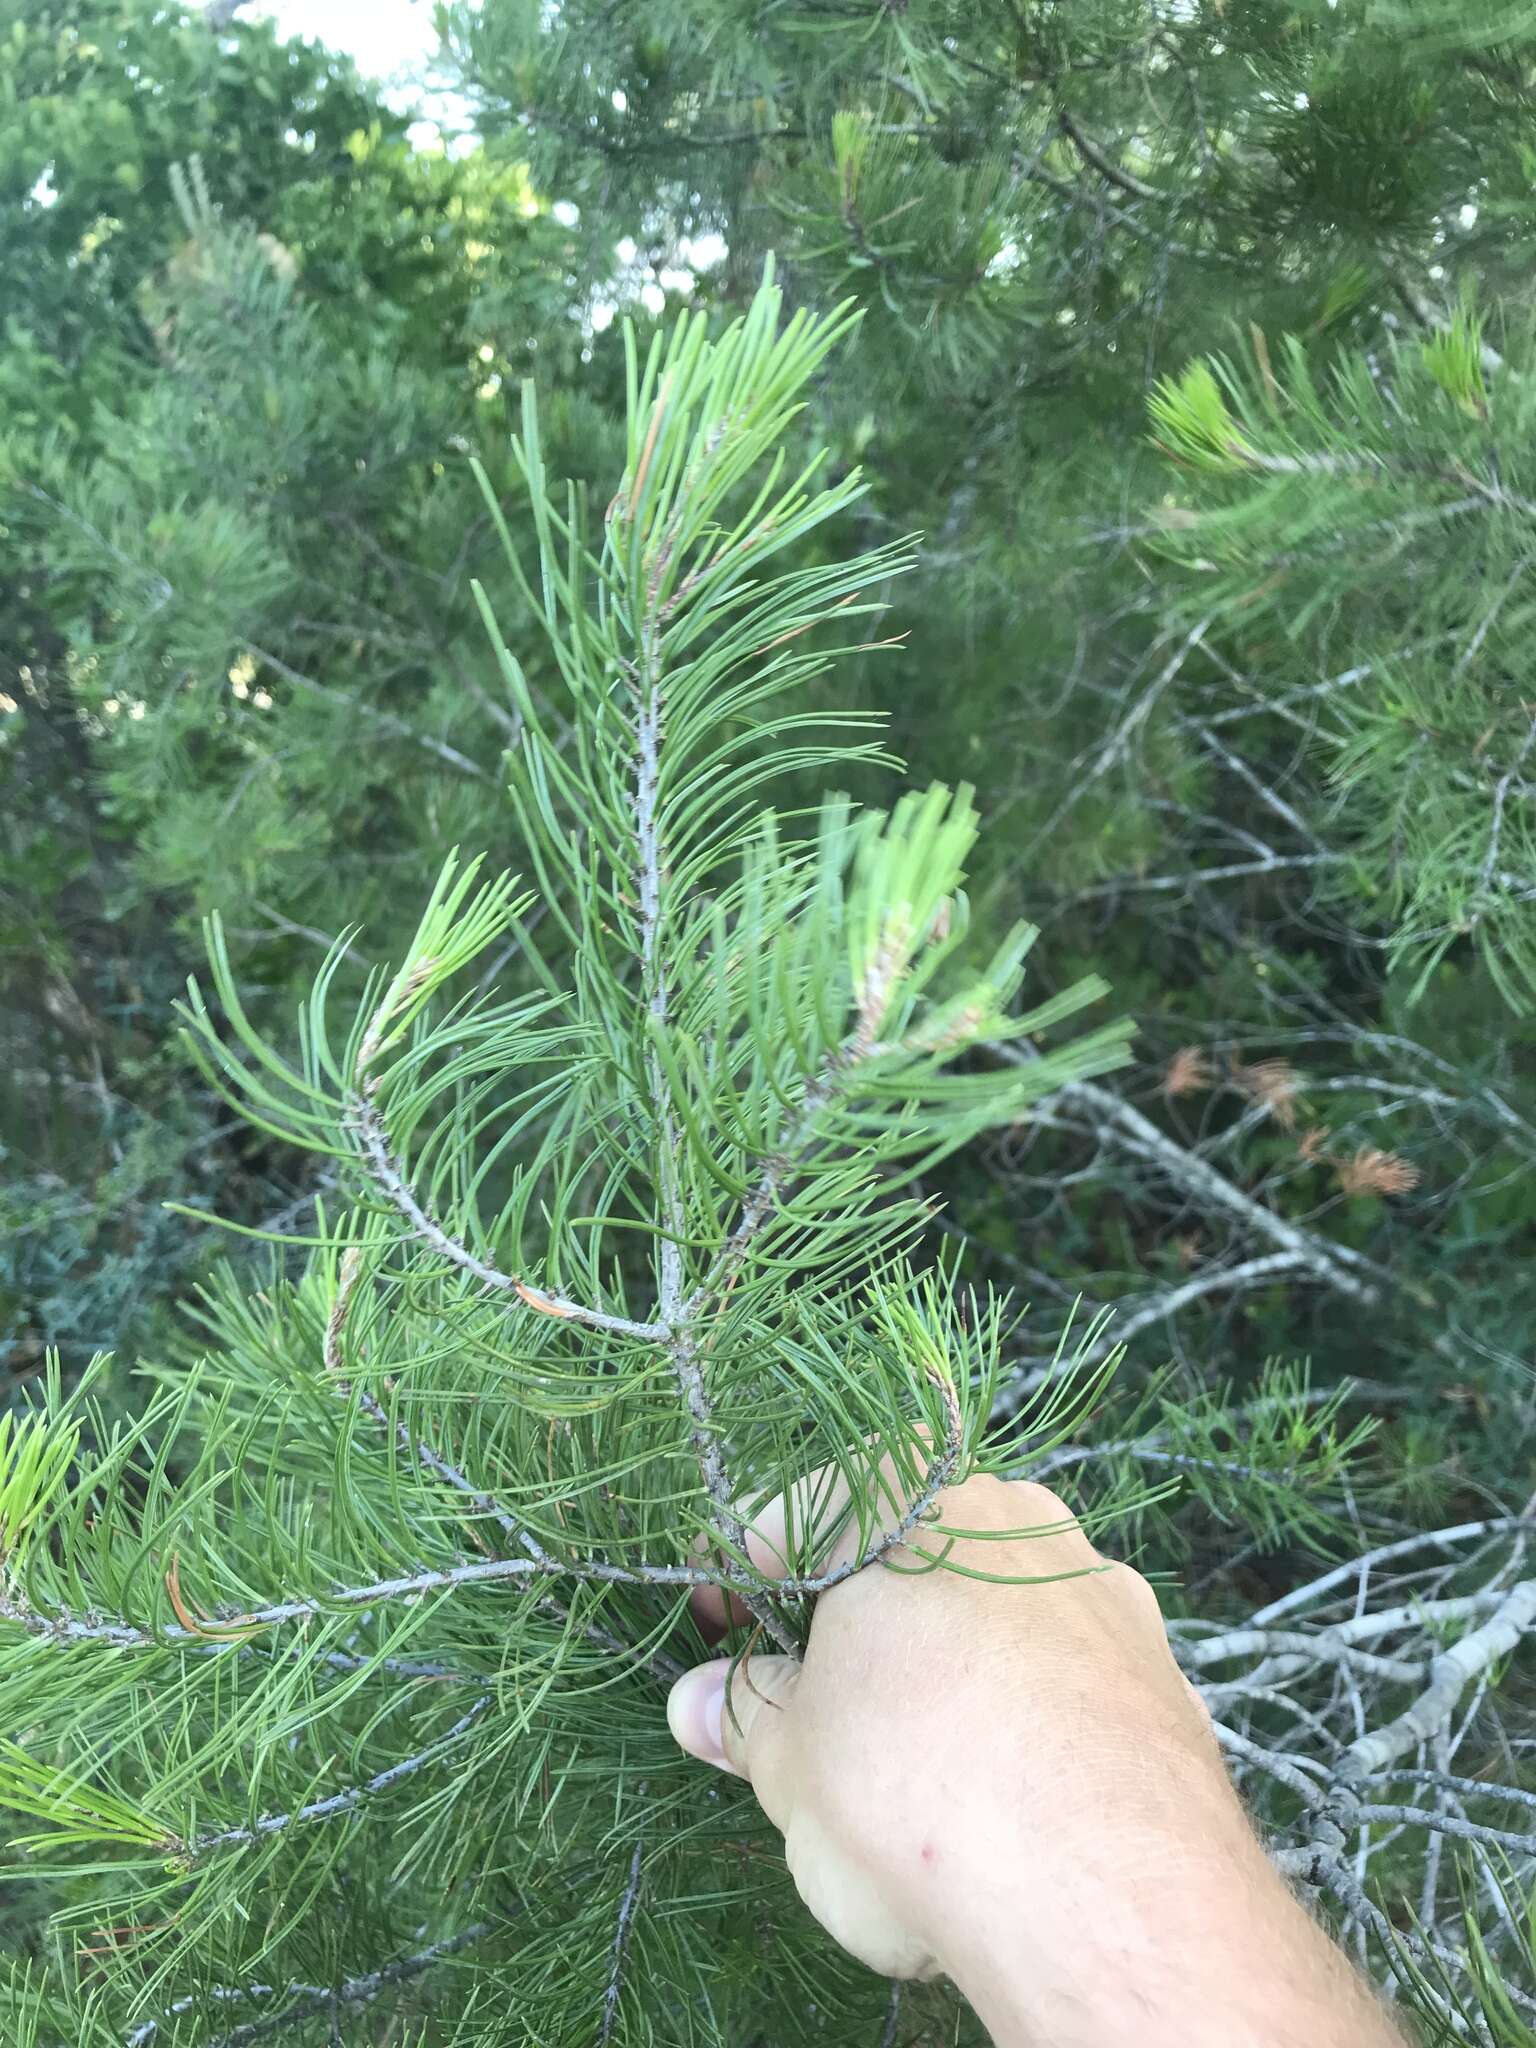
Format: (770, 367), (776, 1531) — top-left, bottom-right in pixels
(687, 1496), (793, 1635)
(689, 1434), (945, 1633)
(667, 1655), (801, 1820)
(688, 1462), (853, 1633)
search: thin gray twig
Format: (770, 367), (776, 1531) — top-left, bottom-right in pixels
(596, 1842), (645, 2046)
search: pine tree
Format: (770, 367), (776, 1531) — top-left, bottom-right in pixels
(8, 10), (1536, 2035)
(6, 251), (1536, 2047)
(445, 0), (1536, 1502)
(0, 268), (1131, 2045)
(2, 3), (592, 1373)
(1149, 309), (1536, 1004)
(1, 0), (388, 1373)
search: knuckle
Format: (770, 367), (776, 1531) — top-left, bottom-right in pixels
(1101, 1559), (1162, 1623)
(1005, 1477), (1082, 1529)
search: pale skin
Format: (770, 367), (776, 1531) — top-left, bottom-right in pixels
(667, 1458), (1409, 2048)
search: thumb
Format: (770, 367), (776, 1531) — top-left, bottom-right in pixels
(667, 1655), (801, 1797)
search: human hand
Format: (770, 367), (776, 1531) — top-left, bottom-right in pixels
(667, 1455), (1405, 2048)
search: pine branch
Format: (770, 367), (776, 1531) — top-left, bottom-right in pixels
(1392, 269), (1506, 376)
(1184, 1631), (1427, 1686)
(1, 1559), (713, 1657)
(1251, 1518), (1536, 1627)
(207, 1925), (489, 2047)
(1281, 1851), (1536, 2029)
(1071, 851), (1345, 896)
(1190, 1519), (1536, 2018)
(0, 1587), (474, 1679)
(325, 1243), (687, 1684)
(1191, 435), (1536, 522)
(125, 1927), (489, 2046)
(4, 1504), (998, 1659)
(186, 1700), (490, 1860)
(350, 1089), (665, 1341)
(988, 1050), (1424, 1413)
(1359, 1770), (1536, 1820)
(246, 646), (493, 782)
(1055, 107), (1159, 201)
(1003, 1252), (1309, 1390)
(596, 1841), (644, 2047)
(1340, 1580), (1536, 1780)
(1178, 1589), (1515, 1664)
(1211, 1723), (1330, 1809)
(1184, 722), (1325, 851)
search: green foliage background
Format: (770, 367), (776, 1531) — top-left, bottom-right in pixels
(3, 0), (1535, 2039)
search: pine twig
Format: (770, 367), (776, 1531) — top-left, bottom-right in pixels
(1339, 1580), (1536, 1780)
(126, 1927), (489, 2046)
(186, 1701), (490, 1859)
(879, 1979), (904, 2048)
(596, 1841), (644, 2046)
(325, 1244), (542, 1554)
(1056, 108), (1159, 200)
(209, 1926), (489, 2046)
(1346, 1805), (1536, 1858)
(350, 1091), (666, 1341)
(628, 458), (801, 1661)
(778, 1371), (966, 1598)
(1359, 1768), (1536, 1819)
(679, 1057), (845, 1320)
(324, 1245), (686, 1684)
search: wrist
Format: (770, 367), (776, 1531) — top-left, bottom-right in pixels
(936, 1768), (1254, 2033)
(922, 1767), (1399, 2048)
(950, 1821), (1271, 2044)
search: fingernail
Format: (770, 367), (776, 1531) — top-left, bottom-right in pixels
(668, 1662), (729, 1769)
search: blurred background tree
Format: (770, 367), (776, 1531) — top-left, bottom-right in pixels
(1, 0), (607, 1374)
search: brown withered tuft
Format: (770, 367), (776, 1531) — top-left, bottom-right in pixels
(1335, 1146), (1422, 1199)
(1163, 1045), (1214, 1099)
(1231, 1055), (1301, 1131)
